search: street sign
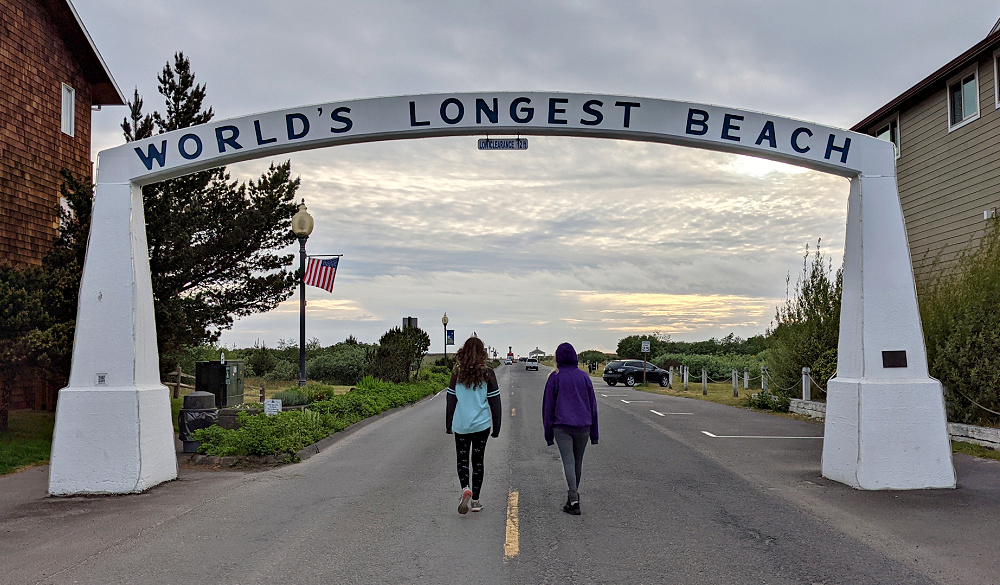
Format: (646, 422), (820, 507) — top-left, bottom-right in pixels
(641, 341), (651, 353)
(446, 330), (455, 345)
(478, 138), (528, 150)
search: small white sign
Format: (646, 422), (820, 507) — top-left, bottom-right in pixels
(95, 373), (108, 386)
(264, 399), (282, 416)
(641, 341), (651, 353)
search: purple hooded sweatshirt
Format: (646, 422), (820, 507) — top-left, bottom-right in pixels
(542, 343), (599, 445)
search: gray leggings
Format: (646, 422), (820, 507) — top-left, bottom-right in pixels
(553, 426), (589, 501)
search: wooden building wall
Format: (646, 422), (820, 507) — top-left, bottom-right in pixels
(0, 0), (93, 267)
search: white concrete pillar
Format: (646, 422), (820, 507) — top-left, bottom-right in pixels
(822, 175), (955, 490)
(48, 178), (177, 495)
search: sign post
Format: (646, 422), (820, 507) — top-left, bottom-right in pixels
(641, 340), (651, 385)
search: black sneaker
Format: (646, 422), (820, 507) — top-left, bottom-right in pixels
(471, 499), (483, 512)
(563, 500), (581, 515)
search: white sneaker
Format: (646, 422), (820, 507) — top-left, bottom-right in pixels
(458, 487), (473, 514)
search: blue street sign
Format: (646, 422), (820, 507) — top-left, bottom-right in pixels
(446, 330), (455, 345)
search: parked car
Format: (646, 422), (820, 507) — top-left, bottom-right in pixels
(525, 358), (539, 371)
(602, 360), (669, 387)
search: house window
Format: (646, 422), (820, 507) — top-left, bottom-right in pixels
(61, 83), (75, 136)
(947, 66), (979, 130)
(873, 116), (900, 158)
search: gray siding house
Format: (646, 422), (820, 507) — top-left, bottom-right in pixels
(853, 20), (1000, 285)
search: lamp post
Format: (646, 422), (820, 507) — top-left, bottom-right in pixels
(442, 312), (449, 366)
(291, 199), (314, 387)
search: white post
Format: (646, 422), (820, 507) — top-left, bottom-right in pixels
(743, 368), (749, 391)
(761, 365), (768, 391)
(732, 369), (738, 397)
(802, 367), (811, 401)
(667, 367), (673, 389)
(683, 366), (689, 391)
(823, 174), (955, 490)
(701, 369), (707, 396)
(48, 176), (177, 495)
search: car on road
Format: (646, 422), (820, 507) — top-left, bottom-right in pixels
(504, 359), (512, 365)
(525, 358), (539, 371)
(602, 360), (669, 387)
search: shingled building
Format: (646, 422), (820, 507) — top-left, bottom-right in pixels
(1, 0), (123, 267)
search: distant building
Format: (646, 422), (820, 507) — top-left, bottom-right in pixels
(528, 347), (544, 358)
(853, 20), (1000, 284)
(0, 0), (124, 267)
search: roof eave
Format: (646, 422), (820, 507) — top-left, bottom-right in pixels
(853, 29), (1000, 132)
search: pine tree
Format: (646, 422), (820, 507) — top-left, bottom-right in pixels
(122, 52), (300, 370)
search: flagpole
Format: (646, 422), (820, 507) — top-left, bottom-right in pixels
(291, 200), (314, 388)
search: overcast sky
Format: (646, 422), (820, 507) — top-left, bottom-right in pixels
(73, 1), (997, 357)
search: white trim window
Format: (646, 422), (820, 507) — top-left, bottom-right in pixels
(873, 115), (900, 158)
(993, 49), (1000, 109)
(61, 83), (75, 136)
(947, 65), (979, 131)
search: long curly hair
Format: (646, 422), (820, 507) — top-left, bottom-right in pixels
(455, 336), (490, 387)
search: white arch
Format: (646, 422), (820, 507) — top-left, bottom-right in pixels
(48, 93), (955, 494)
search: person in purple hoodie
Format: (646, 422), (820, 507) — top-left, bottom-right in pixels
(542, 342), (599, 515)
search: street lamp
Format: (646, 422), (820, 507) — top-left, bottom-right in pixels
(442, 312), (449, 366)
(291, 199), (314, 387)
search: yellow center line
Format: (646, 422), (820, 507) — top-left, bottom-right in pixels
(504, 490), (519, 559)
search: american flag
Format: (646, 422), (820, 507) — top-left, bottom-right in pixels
(303, 257), (339, 292)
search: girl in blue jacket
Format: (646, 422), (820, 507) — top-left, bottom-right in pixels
(446, 336), (501, 514)
(542, 342), (599, 515)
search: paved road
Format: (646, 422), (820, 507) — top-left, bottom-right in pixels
(2, 364), (999, 584)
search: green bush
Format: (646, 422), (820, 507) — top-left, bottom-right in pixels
(265, 359), (298, 381)
(766, 241), (841, 401)
(920, 219), (1000, 426)
(364, 326), (430, 383)
(654, 353), (764, 384)
(271, 388), (308, 407)
(191, 409), (328, 459)
(305, 344), (366, 384)
(190, 371), (450, 459)
(745, 389), (790, 412)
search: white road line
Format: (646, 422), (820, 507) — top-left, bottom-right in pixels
(627, 400), (653, 403)
(701, 431), (823, 439)
(620, 399), (630, 404)
(650, 410), (693, 416)
(601, 394), (627, 397)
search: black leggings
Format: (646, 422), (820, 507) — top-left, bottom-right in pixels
(454, 428), (490, 499)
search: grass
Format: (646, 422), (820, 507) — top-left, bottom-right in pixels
(626, 379), (752, 408)
(952, 440), (1000, 461)
(0, 411), (55, 476)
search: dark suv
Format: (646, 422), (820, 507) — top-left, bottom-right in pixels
(602, 360), (669, 387)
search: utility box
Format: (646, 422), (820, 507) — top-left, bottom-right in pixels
(195, 360), (245, 408)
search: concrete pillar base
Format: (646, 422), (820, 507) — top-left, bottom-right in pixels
(48, 385), (177, 495)
(822, 377), (956, 490)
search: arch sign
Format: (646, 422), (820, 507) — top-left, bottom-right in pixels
(49, 92), (956, 494)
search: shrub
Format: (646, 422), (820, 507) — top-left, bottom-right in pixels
(653, 353), (764, 383)
(265, 359), (298, 381)
(305, 344), (366, 384)
(190, 371), (451, 459)
(765, 241), (841, 401)
(271, 388), (308, 407)
(920, 218), (1000, 426)
(364, 326), (430, 383)
(191, 410), (328, 459)
(745, 389), (790, 412)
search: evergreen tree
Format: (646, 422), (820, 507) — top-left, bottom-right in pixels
(122, 52), (301, 370)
